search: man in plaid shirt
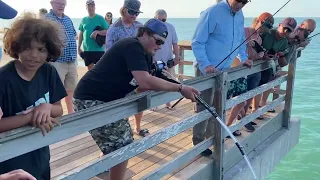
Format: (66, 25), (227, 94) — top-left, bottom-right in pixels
(45, 0), (78, 114)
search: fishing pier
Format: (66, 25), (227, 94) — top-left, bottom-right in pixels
(0, 41), (301, 180)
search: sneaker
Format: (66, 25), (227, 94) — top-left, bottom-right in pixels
(244, 123), (255, 132)
(201, 149), (213, 156)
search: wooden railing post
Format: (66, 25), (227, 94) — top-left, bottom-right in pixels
(178, 47), (185, 82)
(283, 50), (298, 128)
(213, 72), (227, 179)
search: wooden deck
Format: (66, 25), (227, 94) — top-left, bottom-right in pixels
(50, 99), (281, 180)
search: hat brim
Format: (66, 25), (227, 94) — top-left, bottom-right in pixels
(126, 7), (143, 13)
(0, 1), (17, 19)
(281, 23), (294, 32)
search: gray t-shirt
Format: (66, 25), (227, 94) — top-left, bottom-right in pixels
(153, 22), (178, 63)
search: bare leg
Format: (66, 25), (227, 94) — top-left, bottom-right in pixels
(87, 63), (94, 71)
(226, 102), (246, 126)
(260, 89), (272, 107)
(109, 160), (128, 180)
(134, 112), (143, 133)
(252, 94), (264, 119)
(65, 90), (74, 114)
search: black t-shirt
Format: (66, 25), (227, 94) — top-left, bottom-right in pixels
(0, 61), (67, 179)
(74, 37), (153, 102)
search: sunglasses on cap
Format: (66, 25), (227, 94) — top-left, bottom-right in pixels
(152, 36), (165, 45)
(235, 0), (249, 4)
(127, 9), (140, 16)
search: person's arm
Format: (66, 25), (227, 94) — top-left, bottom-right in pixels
(237, 20), (249, 63)
(171, 25), (179, 65)
(191, 8), (218, 71)
(105, 26), (116, 50)
(132, 71), (180, 91)
(78, 31), (83, 53)
(0, 113), (33, 133)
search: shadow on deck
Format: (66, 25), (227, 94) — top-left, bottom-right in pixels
(50, 99), (282, 180)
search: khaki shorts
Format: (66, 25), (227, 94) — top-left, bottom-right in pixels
(50, 61), (78, 91)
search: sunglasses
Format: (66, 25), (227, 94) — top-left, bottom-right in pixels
(127, 9), (140, 16)
(262, 21), (273, 29)
(106, 14), (112, 18)
(235, 0), (249, 4)
(152, 36), (165, 45)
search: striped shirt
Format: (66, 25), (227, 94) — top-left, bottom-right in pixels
(45, 10), (77, 63)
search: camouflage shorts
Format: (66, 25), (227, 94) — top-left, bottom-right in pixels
(73, 99), (134, 154)
(227, 77), (248, 99)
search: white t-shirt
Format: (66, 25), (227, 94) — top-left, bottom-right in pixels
(153, 22), (178, 63)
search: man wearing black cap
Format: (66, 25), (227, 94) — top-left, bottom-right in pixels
(73, 19), (200, 180)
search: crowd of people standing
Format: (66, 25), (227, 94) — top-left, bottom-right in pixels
(0, 0), (317, 179)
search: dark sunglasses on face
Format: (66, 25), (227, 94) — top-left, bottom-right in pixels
(106, 14), (112, 18)
(152, 36), (165, 45)
(127, 9), (140, 16)
(235, 0), (249, 4)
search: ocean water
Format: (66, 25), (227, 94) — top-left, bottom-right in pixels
(1, 17), (320, 179)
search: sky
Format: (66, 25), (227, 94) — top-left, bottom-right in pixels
(2, 0), (319, 18)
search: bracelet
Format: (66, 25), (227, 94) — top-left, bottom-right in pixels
(178, 84), (183, 93)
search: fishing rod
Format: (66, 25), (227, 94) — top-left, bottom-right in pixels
(216, 0), (292, 68)
(152, 66), (258, 180)
(171, 0), (292, 109)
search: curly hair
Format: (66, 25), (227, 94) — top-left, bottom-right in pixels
(3, 13), (65, 62)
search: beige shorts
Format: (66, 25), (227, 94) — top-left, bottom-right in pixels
(50, 61), (78, 91)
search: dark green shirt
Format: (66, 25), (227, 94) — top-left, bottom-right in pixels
(261, 29), (289, 53)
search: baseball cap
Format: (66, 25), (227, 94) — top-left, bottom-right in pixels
(281, 17), (297, 32)
(124, 0), (142, 13)
(0, 1), (18, 19)
(144, 18), (168, 41)
(86, 0), (95, 5)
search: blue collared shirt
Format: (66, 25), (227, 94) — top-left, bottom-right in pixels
(45, 10), (77, 63)
(191, 0), (248, 74)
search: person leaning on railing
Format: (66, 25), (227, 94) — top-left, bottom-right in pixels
(0, 13), (67, 179)
(73, 19), (199, 180)
(255, 17), (297, 117)
(237, 12), (275, 132)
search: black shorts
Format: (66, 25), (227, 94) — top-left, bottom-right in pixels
(247, 72), (261, 91)
(80, 51), (105, 66)
(259, 68), (274, 86)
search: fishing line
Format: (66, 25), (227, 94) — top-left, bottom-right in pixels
(216, 0), (292, 68)
(155, 69), (258, 179)
(172, 0), (292, 109)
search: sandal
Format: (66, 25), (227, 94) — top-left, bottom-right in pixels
(137, 129), (150, 137)
(226, 130), (241, 138)
(268, 109), (276, 113)
(257, 115), (264, 120)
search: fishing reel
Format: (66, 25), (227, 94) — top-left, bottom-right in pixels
(150, 60), (166, 77)
(150, 60), (179, 84)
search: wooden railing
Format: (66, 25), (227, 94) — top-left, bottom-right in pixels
(0, 41), (299, 180)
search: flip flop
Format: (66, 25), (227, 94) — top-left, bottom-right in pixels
(137, 129), (149, 137)
(226, 130), (241, 138)
(166, 106), (176, 110)
(268, 109), (276, 113)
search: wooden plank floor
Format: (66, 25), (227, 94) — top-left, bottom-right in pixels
(50, 99), (281, 180)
